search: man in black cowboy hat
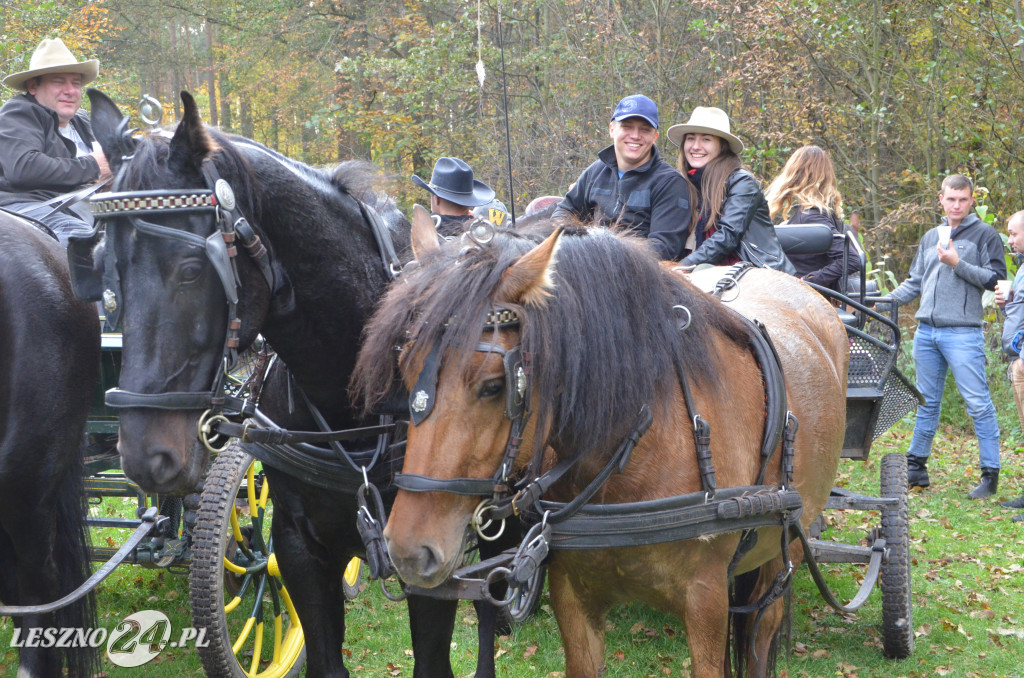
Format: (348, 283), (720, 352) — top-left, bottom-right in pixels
(412, 157), (496, 237)
(552, 94), (691, 260)
(0, 38), (111, 243)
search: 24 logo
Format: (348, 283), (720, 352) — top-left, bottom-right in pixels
(106, 610), (208, 667)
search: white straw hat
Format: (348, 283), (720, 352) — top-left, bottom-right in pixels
(666, 106), (744, 155)
(3, 38), (99, 91)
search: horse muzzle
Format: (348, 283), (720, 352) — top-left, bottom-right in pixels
(117, 410), (209, 495)
(382, 502), (469, 588)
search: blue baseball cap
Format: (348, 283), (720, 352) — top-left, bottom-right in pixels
(611, 94), (659, 129)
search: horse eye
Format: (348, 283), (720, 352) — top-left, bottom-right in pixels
(178, 260), (205, 284)
(477, 378), (504, 400)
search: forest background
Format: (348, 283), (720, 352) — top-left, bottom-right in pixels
(3, 0), (1024, 276)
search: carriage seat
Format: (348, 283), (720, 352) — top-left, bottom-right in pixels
(774, 222), (834, 256)
(775, 223), (869, 327)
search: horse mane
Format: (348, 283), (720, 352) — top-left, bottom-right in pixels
(117, 128), (261, 224)
(352, 220), (753, 464)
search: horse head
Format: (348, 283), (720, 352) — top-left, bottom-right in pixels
(87, 89), (275, 495)
(352, 208), (561, 587)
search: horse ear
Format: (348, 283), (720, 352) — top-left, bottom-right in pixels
(86, 88), (135, 173)
(410, 204), (441, 259)
(168, 91), (218, 173)
(495, 227), (562, 307)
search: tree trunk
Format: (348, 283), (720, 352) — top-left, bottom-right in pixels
(205, 17), (218, 127)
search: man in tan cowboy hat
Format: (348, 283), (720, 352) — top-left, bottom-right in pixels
(0, 37), (110, 243)
(552, 94), (691, 260)
(412, 156), (497, 238)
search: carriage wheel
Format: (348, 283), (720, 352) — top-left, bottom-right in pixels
(502, 563), (546, 625)
(878, 452), (914, 659)
(342, 557), (364, 600)
(189, 443), (306, 678)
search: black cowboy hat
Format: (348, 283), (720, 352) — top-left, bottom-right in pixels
(412, 157), (495, 208)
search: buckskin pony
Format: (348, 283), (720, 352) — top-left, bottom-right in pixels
(0, 210), (100, 677)
(80, 89), (506, 678)
(352, 211), (848, 677)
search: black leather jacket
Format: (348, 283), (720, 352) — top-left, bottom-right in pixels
(553, 144), (691, 260)
(0, 93), (100, 207)
(682, 169), (795, 274)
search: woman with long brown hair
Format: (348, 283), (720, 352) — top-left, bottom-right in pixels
(668, 107), (793, 272)
(765, 144), (862, 291)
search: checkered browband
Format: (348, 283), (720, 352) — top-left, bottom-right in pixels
(89, 190), (217, 218)
(483, 308), (520, 327)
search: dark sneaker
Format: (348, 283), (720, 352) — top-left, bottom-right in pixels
(1002, 495), (1024, 509)
(906, 455), (930, 489)
(968, 468), (999, 500)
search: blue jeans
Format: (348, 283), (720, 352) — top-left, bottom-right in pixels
(907, 322), (1001, 468)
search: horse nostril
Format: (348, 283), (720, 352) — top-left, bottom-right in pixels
(120, 442), (185, 492)
(417, 544), (442, 579)
(147, 447), (185, 487)
(386, 537), (447, 586)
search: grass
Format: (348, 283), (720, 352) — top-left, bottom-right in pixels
(4, 344), (1024, 677)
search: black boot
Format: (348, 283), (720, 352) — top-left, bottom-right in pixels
(968, 468), (999, 499)
(1002, 495), (1024, 509)
(906, 455), (930, 488)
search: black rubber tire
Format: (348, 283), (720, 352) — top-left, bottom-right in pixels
(501, 563), (546, 625)
(189, 444), (305, 677)
(878, 452), (914, 659)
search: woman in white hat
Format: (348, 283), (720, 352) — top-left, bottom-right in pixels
(0, 38), (109, 243)
(667, 107), (794, 273)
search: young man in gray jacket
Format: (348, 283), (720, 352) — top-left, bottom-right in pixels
(886, 174), (1006, 498)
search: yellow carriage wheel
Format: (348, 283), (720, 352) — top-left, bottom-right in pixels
(342, 557), (364, 600)
(189, 443), (305, 678)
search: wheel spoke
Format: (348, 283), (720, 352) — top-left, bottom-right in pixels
(231, 617), (256, 656)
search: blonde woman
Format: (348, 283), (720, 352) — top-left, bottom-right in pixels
(765, 144), (862, 290)
(667, 106), (794, 272)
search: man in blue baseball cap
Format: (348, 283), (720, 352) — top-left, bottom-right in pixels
(552, 94), (691, 260)
(412, 156), (496, 237)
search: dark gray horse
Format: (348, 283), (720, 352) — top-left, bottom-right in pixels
(0, 209), (100, 677)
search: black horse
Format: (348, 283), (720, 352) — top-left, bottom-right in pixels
(82, 89), (503, 678)
(0, 210), (100, 677)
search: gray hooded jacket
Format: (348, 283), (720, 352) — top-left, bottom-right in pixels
(890, 214), (1005, 327)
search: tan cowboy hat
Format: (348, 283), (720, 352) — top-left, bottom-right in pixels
(666, 106), (744, 155)
(3, 38), (99, 91)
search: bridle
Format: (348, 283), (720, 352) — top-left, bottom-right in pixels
(79, 159), (285, 435)
(396, 308), (533, 507)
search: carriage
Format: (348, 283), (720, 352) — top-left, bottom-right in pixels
(2, 86), (923, 678)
